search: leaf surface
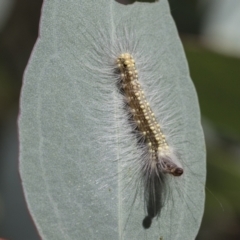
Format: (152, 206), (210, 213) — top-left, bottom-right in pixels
(19, 0), (206, 239)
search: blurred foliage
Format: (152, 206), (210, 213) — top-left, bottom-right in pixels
(0, 0), (42, 80)
(0, 0), (42, 119)
(184, 40), (240, 240)
(185, 41), (240, 138)
(169, 0), (204, 34)
(0, 61), (19, 119)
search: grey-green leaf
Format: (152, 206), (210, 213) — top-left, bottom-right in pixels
(19, 0), (206, 240)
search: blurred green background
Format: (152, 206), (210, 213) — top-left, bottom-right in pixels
(0, 0), (240, 239)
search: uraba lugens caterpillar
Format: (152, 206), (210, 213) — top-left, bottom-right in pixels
(116, 53), (183, 228)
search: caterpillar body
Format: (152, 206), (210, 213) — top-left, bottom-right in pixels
(116, 53), (183, 229)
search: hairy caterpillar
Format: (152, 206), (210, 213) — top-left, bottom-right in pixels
(116, 53), (183, 228)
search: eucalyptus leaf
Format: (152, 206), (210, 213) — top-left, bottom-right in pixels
(19, 0), (206, 239)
